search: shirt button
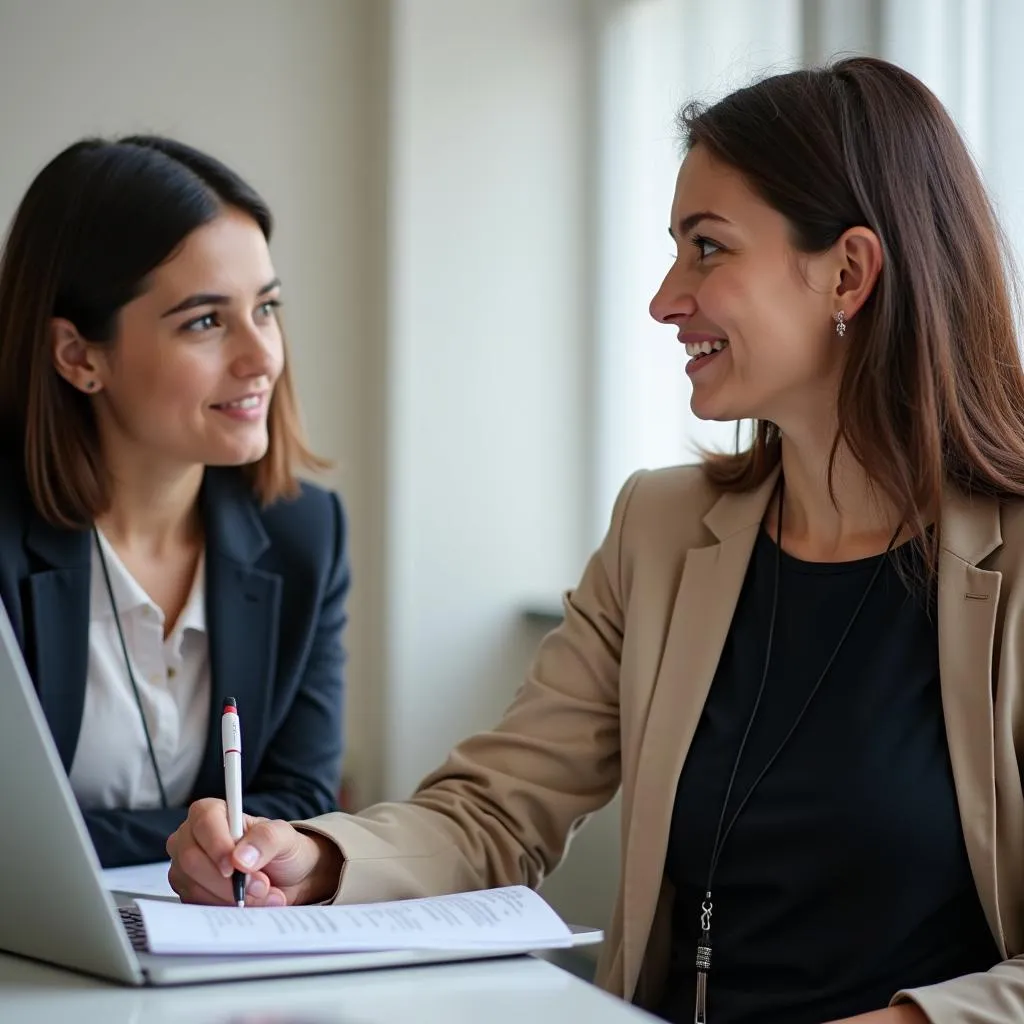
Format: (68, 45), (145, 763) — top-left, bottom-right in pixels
(167, 667), (177, 679)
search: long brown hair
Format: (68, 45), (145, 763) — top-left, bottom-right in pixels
(0, 135), (327, 530)
(682, 57), (1024, 548)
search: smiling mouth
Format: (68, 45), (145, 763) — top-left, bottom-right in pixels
(684, 339), (728, 360)
(212, 395), (264, 411)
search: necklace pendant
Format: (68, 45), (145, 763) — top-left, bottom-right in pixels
(695, 896), (713, 1024)
(695, 931), (712, 1024)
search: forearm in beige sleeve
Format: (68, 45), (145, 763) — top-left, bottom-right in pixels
(294, 471), (645, 906)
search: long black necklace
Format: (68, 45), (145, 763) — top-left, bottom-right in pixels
(694, 478), (902, 1024)
(93, 527), (170, 809)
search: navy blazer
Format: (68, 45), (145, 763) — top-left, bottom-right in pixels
(0, 458), (349, 867)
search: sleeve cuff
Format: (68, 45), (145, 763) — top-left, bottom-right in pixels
(291, 821), (347, 905)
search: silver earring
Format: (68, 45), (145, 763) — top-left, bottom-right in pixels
(833, 310), (846, 337)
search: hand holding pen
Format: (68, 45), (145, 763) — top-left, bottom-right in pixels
(167, 698), (344, 907)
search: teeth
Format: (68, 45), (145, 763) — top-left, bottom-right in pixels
(221, 396), (260, 410)
(685, 339), (728, 358)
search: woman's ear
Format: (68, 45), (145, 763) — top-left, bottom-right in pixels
(51, 318), (104, 394)
(833, 226), (883, 319)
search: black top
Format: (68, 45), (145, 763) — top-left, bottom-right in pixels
(659, 530), (999, 1024)
(0, 455), (350, 867)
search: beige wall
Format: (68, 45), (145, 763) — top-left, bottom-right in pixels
(385, 0), (617, 936)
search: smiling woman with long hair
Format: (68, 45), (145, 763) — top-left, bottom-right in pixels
(0, 136), (349, 868)
(168, 59), (1024, 1024)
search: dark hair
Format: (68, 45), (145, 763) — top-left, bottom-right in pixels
(682, 56), (1024, 554)
(0, 134), (326, 528)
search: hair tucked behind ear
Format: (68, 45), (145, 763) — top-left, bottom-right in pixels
(682, 56), (1024, 563)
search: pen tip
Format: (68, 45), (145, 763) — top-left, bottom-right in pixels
(237, 900), (245, 908)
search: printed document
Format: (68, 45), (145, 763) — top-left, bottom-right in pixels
(134, 886), (573, 955)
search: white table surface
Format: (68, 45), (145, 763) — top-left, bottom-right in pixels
(0, 950), (660, 1024)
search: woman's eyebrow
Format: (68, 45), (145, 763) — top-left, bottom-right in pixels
(160, 277), (282, 318)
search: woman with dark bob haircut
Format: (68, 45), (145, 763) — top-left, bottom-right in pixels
(170, 58), (1024, 1024)
(0, 136), (349, 868)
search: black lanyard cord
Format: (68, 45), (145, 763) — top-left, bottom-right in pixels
(92, 528), (170, 810)
(694, 477), (902, 1024)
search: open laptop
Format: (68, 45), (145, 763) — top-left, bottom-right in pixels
(0, 600), (602, 985)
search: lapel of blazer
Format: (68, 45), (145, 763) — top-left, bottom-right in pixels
(936, 483), (1005, 954)
(189, 469), (283, 799)
(622, 468), (780, 998)
(24, 515), (92, 773)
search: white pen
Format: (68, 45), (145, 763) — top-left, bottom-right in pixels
(221, 697), (245, 907)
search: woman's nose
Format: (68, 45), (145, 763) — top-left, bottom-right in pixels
(649, 265), (697, 324)
(233, 319), (281, 379)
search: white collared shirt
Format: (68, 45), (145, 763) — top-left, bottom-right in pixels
(68, 531), (211, 811)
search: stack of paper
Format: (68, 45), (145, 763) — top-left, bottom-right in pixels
(102, 861), (176, 899)
(133, 886), (574, 955)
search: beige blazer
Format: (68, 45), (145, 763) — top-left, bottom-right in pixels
(303, 466), (1024, 1023)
